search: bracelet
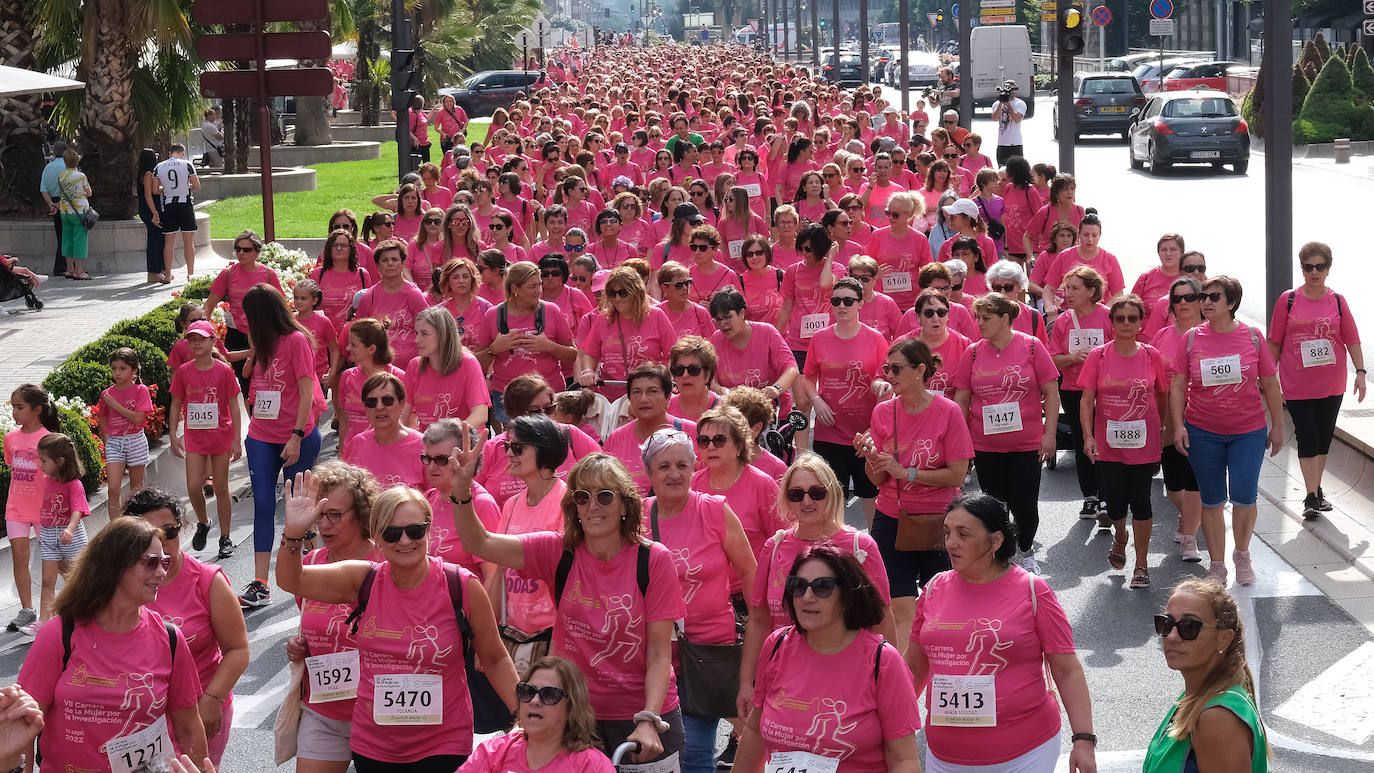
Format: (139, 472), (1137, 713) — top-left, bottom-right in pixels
(203, 691), (225, 704)
(633, 710), (670, 733)
(281, 533), (309, 543)
(450, 492), (474, 506)
(1071, 732), (1097, 746)
(1358, 369), (1367, 375)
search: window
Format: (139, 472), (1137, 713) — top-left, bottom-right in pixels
(1162, 98), (1237, 118)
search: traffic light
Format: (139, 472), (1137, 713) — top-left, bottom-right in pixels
(1059, 2), (1086, 57)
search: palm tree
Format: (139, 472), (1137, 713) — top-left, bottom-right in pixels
(0, 0), (50, 218)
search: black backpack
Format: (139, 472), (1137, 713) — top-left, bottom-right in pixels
(497, 301), (545, 335)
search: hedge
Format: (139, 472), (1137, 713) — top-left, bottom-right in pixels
(68, 336), (172, 413)
(107, 311), (181, 358)
(59, 405), (104, 495)
(1294, 55), (1374, 144)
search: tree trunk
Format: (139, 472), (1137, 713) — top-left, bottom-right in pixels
(0, 0), (49, 218)
(294, 19), (334, 146)
(222, 99), (239, 174)
(358, 15), (380, 126)
(79, 2), (138, 219)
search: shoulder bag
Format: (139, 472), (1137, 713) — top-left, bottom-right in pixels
(892, 396), (949, 552)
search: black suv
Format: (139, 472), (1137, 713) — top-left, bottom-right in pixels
(439, 70), (541, 117)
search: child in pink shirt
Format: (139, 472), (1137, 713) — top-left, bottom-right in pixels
(293, 280), (341, 386)
(29, 434), (91, 635)
(4, 384), (55, 624)
(169, 322), (244, 550)
(100, 348), (154, 519)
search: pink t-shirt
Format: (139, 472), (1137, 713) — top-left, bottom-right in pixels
(754, 628), (920, 773)
(393, 213), (423, 244)
(588, 239), (636, 269)
(689, 262), (744, 305)
(643, 491), (736, 645)
(917, 330), (972, 398)
(543, 286), (594, 338)
(166, 336), (228, 372)
(101, 382), (153, 437)
(171, 359), (241, 455)
(1043, 246), (1126, 302)
(1171, 322), (1278, 435)
(440, 295), (493, 351)
(1078, 343), (1170, 465)
(297, 547), (377, 721)
(711, 322), (797, 389)
(349, 427), (426, 489)
(148, 555), (228, 694)
(475, 425), (600, 508)
(19, 605), (201, 771)
(867, 226), (934, 310)
(936, 233), (999, 275)
(516, 532), (687, 720)
(474, 302), (576, 392)
(604, 418), (698, 497)
(492, 480), (567, 632)
(297, 311), (337, 380)
(902, 303), (979, 342)
(422, 186), (454, 212)
(1268, 288), (1361, 401)
(1131, 266), (1180, 307)
(459, 730), (616, 773)
(863, 182), (907, 225)
(860, 292), (905, 340)
(951, 332), (1059, 453)
(661, 301), (714, 340)
(804, 325), (890, 445)
(869, 395), (974, 515)
(40, 476), (88, 528)
(312, 266), (374, 329)
(403, 353), (489, 431)
(337, 364), (406, 461)
(580, 307), (679, 399)
(4, 428), (49, 524)
(1001, 185), (1045, 255)
(210, 262), (283, 333)
(690, 465), (785, 567)
(427, 485), (501, 578)
(741, 269), (785, 327)
(782, 260), (843, 350)
(350, 558), (478, 761)
(355, 282), (432, 366)
(752, 527), (891, 632)
(911, 566), (1076, 766)
(247, 331), (326, 444)
(1026, 203), (1085, 254)
(1048, 303), (1113, 390)
(1140, 296), (1176, 344)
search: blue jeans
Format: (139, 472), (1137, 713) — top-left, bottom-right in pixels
(681, 712), (719, 773)
(245, 429), (322, 552)
(1183, 423), (1267, 509)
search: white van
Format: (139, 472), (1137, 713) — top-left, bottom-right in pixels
(969, 25), (1035, 118)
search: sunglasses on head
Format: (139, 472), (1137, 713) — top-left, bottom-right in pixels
(1171, 292), (1200, 304)
(380, 522), (430, 543)
(785, 485), (828, 503)
(572, 489), (617, 507)
(830, 296), (859, 307)
(606, 288), (631, 298)
(1154, 614), (1216, 641)
(785, 575), (838, 598)
(420, 453), (451, 466)
(363, 395), (397, 408)
(515, 682), (568, 705)
(696, 433), (728, 449)
(1301, 262), (1329, 273)
(501, 439), (527, 456)
(1180, 264), (1206, 273)
(140, 553), (173, 572)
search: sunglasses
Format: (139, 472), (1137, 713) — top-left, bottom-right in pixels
(943, 154), (960, 160)
(785, 486), (829, 503)
(689, 244), (712, 252)
(501, 439), (527, 456)
(881, 362), (911, 377)
(363, 395), (398, 408)
(884, 210), (908, 218)
(990, 284), (1018, 294)
(848, 167), (865, 173)
(420, 454), (451, 466)
(1202, 291), (1226, 303)
(541, 271), (564, 279)
(569, 275), (588, 284)
(572, 489), (617, 507)
(830, 296), (859, 307)
(564, 245), (586, 253)
(666, 279), (694, 290)
(332, 223), (356, 232)
(1113, 314), (1141, 324)
(515, 682), (568, 706)
(140, 553), (173, 572)
(921, 307), (949, 318)
(949, 283), (964, 292)
(823, 172), (839, 178)
(600, 217), (622, 224)
(376, 220), (395, 227)
(423, 218), (443, 225)
(743, 249), (766, 257)
(696, 433), (728, 449)
(319, 508), (352, 524)
(943, 118), (957, 124)
(1301, 262), (1329, 273)
(670, 363), (704, 377)
(1154, 614), (1216, 641)
(380, 522), (430, 543)
(489, 223), (506, 230)
(606, 288), (631, 298)
(1171, 293), (1200, 304)
(156, 523), (182, 541)
(785, 575), (838, 598)
(1180, 264), (1206, 274)
(233, 246), (258, 254)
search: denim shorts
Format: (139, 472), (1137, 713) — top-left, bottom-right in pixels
(1184, 423), (1268, 508)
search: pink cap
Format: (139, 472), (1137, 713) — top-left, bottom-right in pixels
(185, 320), (216, 338)
(591, 269), (611, 293)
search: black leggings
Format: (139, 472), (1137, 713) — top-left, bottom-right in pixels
(871, 511), (951, 597)
(1097, 461), (1158, 521)
(352, 753), (466, 773)
(1058, 389), (1100, 499)
(973, 450), (1042, 551)
(1288, 395), (1343, 458)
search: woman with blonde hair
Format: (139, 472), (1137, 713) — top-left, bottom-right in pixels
(402, 306), (489, 432)
(716, 185), (768, 270)
(436, 257), (491, 349)
(575, 266), (678, 400)
(473, 261), (577, 424)
(442, 204), (482, 266)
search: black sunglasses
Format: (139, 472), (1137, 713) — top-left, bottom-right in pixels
(606, 288), (631, 298)
(689, 244), (712, 252)
(668, 279), (693, 290)
(424, 218), (443, 225)
(1171, 293), (1200, 304)
(943, 153), (960, 160)
(830, 296), (859, 307)
(670, 363), (704, 377)
(785, 486), (828, 503)
(541, 270), (564, 279)
(363, 395), (398, 408)
(1180, 264), (1206, 273)
(922, 307), (949, 318)
(233, 246), (258, 254)
(785, 575), (837, 598)
(501, 439), (526, 456)
(572, 489), (617, 507)
(420, 454), (451, 466)
(696, 434), (728, 449)
(156, 524), (182, 541)
(743, 248), (766, 257)
(1202, 291), (1226, 303)
(990, 284), (1019, 294)
(489, 223), (506, 230)
(380, 522), (430, 543)
(515, 682), (568, 705)
(1154, 614), (1216, 641)
(1113, 314), (1141, 324)
(1301, 262), (1329, 273)
(881, 362), (910, 377)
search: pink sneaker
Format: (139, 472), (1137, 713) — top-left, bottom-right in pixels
(1233, 549), (1255, 586)
(17, 620), (43, 639)
(1205, 561), (1228, 584)
(1178, 535), (1202, 563)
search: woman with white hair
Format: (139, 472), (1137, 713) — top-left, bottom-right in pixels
(986, 260), (1049, 344)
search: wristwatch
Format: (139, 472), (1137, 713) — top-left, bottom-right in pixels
(1071, 732), (1097, 746)
(906, 467), (919, 483)
(292, 428), (306, 438)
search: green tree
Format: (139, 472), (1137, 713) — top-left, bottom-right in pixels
(1292, 62), (1310, 116)
(1294, 54), (1374, 144)
(1352, 46), (1374, 102)
(0, 0), (49, 218)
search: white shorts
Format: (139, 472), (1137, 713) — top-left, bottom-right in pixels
(105, 432), (149, 466)
(925, 734), (1061, 773)
(39, 523), (88, 561)
(296, 705), (353, 762)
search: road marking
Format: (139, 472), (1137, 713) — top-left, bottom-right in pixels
(1274, 641), (1374, 745)
(248, 616), (302, 644)
(231, 663), (294, 729)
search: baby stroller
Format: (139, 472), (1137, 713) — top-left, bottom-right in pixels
(762, 409), (809, 466)
(0, 257), (43, 311)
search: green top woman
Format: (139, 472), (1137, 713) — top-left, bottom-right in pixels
(1144, 578), (1268, 773)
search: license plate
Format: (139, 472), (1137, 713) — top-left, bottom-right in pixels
(1190, 150), (1221, 159)
(1100, 106), (1126, 113)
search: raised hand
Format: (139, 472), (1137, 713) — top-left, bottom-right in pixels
(283, 471), (325, 537)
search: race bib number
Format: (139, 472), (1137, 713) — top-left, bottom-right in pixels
(306, 649), (360, 703)
(728, 239), (745, 260)
(800, 313), (828, 339)
(1300, 338), (1335, 368)
(1106, 419), (1147, 449)
(929, 674), (997, 727)
(982, 401), (1023, 435)
(766, 750), (840, 773)
(618, 752), (682, 773)
(374, 673), (442, 725)
(742, 182), (762, 198)
(105, 715), (173, 773)
(1200, 355), (1242, 387)
(254, 389), (282, 420)
(187, 402), (218, 430)
(1068, 327), (1104, 353)
(883, 271), (912, 294)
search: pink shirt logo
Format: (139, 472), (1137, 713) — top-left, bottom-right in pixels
(995, 365), (1031, 404)
(588, 594), (643, 667)
(407, 625), (455, 671)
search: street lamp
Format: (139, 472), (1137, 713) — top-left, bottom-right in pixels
(522, 32), (529, 70)
(539, 22), (545, 66)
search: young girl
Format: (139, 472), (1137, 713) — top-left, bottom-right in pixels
(166, 302), (227, 371)
(292, 279), (340, 392)
(169, 321), (244, 559)
(100, 347), (153, 519)
(4, 384), (59, 631)
(551, 387), (601, 443)
(336, 318), (406, 461)
(401, 306), (490, 432)
(24, 433), (89, 637)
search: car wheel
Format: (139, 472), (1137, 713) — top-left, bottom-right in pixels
(1129, 144), (1144, 170)
(1150, 158), (1170, 176)
(1232, 159), (1249, 175)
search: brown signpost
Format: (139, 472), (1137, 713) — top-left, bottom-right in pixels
(194, 0), (331, 241)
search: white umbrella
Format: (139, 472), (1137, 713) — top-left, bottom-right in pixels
(0, 64), (84, 98)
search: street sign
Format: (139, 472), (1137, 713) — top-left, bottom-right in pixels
(1042, 12), (1057, 21)
(981, 6), (1016, 15)
(1364, 0), (1374, 14)
(199, 68), (334, 99)
(1149, 17), (1175, 35)
(1091, 5), (1111, 25)
(193, 0), (327, 24)
(980, 14), (1017, 23)
(1149, 0), (1172, 19)
(195, 31), (332, 63)
(952, 3), (959, 18)
(1041, 0), (1056, 7)
(927, 12), (938, 25)
(1365, 19), (1374, 35)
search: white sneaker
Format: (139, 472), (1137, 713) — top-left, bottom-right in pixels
(1233, 549), (1255, 586)
(1205, 561), (1228, 584)
(1173, 531), (1185, 544)
(1178, 535), (1202, 563)
(1018, 551), (1040, 574)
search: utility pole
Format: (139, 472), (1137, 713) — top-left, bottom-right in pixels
(859, 0), (869, 85)
(1057, 2), (1086, 173)
(899, 0), (910, 114)
(391, 0), (414, 178)
(958, 1), (972, 128)
(1262, 0), (1292, 313)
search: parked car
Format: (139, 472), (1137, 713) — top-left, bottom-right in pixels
(871, 45), (901, 82)
(1131, 57), (1205, 94)
(1128, 89), (1250, 175)
(1053, 72), (1147, 141)
(1107, 53), (1158, 73)
(1161, 61), (1246, 91)
(886, 50), (941, 88)
(438, 70), (542, 117)
(823, 52), (865, 87)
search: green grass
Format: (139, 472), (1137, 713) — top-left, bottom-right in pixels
(202, 121), (490, 239)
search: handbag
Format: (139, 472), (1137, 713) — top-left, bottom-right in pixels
(58, 173), (99, 230)
(977, 197), (1005, 241)
(272, 658), (305, 765)
(498, 575), (553, 675)
(888, 400), (949, 552)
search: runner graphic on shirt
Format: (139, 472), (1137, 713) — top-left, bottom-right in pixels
(839, 361), (869, 404)
(1121, 378), (1151, 421)
(589, 594), (642, 666)
(104, 672), (165, 752)
(966, 617), (1013, 675)
(806, 697), (859, 758)
(669, 547), (704, 606)
(407, 625), (454, 671)
(996, 365), (1030, 404)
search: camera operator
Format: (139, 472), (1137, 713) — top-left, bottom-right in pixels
(992, 79), (1026, 165)
(931, 67), (961, 113)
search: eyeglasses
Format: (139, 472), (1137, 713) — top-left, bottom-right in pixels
(501, 439), (527, 457)
(942, 153), (960, 160)
(785, 575), (838, 598)
(380, 522), (430, 543)
(515, 682), (568, 706)
(363, 395), (398, 408)
(1180, 264), (1206, 274)
(319, 507), (353, 524)
(743, 249), (766, 257)
(424, 218), (442, 225)
(689, 244), (712, 252)
(569, 274), (588, 284)
(785, 485), (829, 503)
(600, 216), (622, 224)
(670, 363), (704, 377)
(667, 279), (694, 290)
(140, 553), (173, 572)
(1202, 291), (1225, 303)
(692, 432), (730, 449)
(1301, 262), (1329, 273)
(233, 246), (258, 254)
(1170, 293), (1200, 304)
(990, 283), (1018, 294)
(830, 296), (859, 307)
(572, 489), (617, 507)
(606, 288), (631, 298)
(563, 244), (586, 253)
(1112, 314), (1141, 324)
(1154, 613), (1217, 641)
(157, 523), (182, 541)
(420, 454), (451, 466)
(489, 223), (506, 231)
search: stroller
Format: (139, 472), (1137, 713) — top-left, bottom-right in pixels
(761, 409), (809, 466)
(0, 257), (43, 311)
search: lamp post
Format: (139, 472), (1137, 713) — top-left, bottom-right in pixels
(522, 32), (529, 69)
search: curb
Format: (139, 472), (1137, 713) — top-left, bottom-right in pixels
(1257, 437), (1374, 584)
